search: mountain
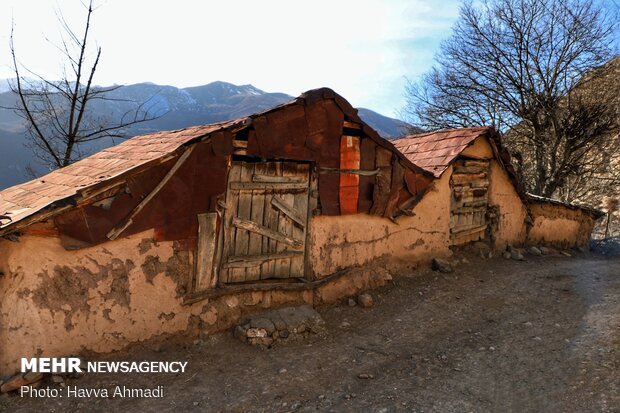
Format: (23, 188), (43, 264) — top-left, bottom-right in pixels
(0, 81), (411, 189)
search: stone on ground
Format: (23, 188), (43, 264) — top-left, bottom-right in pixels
(511, 249), (525, 261)
(357, 293), (374, 308)
(527, 246), (542, 256)
(432, 258), (453, 273)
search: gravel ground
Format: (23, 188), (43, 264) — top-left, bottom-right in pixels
(2, 253), (619, 413)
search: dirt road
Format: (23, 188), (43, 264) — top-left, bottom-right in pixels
(3, 254), (619, 412)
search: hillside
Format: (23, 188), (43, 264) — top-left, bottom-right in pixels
(0, 81), (409, 189)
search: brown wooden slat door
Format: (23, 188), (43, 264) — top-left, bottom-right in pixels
(220, 161), (310, 283)
(450, 159), (490, 245)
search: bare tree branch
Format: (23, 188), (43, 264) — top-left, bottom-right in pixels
(7, 0), (164, 170)
(403, 0), (619, 203)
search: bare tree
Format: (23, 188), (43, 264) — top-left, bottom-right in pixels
(403, 0), (619, 200)
(6, 0), (160, 171)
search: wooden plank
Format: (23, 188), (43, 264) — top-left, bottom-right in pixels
(232, 218), (303, 249)
(271, 196), (306, 228)
(232, 163), (253, 282)
(232, 139), (248, 148)
(262, 163), (278, 278)
(247, 163), (266, 280)
(253, 174), (305, 183)
(343, 120), (362, 130)
(304, 165), (318, 280)
(290, 163), (308, 277)
(220, 163), (242, 283)
(450, 223), (487, 235)
(195, 213), (218, 290)
(274, 163), (302, 278)
(229, 182), (308, 191)
(319, 167), (379, 176)
(106, 146), (195, 240)
(222, 250), (304, 268)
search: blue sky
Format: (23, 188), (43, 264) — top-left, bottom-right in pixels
(0, 0), (462, 117)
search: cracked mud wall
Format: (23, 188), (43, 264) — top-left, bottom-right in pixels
(308, 171), (452, 278)
(527, 203), (597, 248)
(0, 230), (193, 375)
(0, 228), (338, 375)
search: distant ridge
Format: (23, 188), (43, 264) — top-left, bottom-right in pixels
(0, 80), (411, 189)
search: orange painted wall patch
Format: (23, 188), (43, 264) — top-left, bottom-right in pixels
(339, 135), (360, 215)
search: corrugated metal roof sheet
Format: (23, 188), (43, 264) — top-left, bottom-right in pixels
(393, 127), (490, 177)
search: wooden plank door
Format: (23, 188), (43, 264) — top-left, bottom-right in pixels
(220, 161), (310, 283)
(449, 159), (490, 245)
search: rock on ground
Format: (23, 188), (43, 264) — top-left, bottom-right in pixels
(357, 293), (374, 308)
(432, 258), (453, 273)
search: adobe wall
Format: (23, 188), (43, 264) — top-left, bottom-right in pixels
(487, 160), (528, 249)
(0, 229), (390, 376)
(308, 170), (452, 278)
(527, 202), (598, 248)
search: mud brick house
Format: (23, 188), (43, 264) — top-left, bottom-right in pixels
(0, 90), (601, 375)
(0, 88), (438, 374)
(393, 127), (603, 249)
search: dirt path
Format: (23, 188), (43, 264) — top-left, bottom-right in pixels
(3, 255), (619, 412)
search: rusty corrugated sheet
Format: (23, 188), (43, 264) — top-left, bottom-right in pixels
(0, 87), (436, 237)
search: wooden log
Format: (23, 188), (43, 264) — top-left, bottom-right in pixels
(452, 165), (488, 174)
(195, 213), (218, 290)
(451, 172), (488, 185)
(223, 251), (303, 268)
(252, 174), (305, 183)
(470, 179), (490, 188)
(450, 223), (487, 235)
(271, 195), (306, 228)
(462, 199), (488, 208)
(463, 160), (490, 167)
(106, 146), (195, 240)
(232, 217), (303, 249)
(319, 167), (380, 176)
(452, 205), (488, 214)
(229, 182), (308, 191)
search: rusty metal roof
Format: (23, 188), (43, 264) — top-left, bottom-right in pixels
(0, 87), (428, 233)
(0, 121), (242, 230)
(393, 127), (491, 177)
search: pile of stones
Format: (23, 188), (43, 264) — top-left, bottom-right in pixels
(234, 305), (326, 347)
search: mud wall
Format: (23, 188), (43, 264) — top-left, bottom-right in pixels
(0, 229), (390, 375)
(527, 202), (598, 248)
(487, 160), (528, 249)
(308, 170), (452, 278)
